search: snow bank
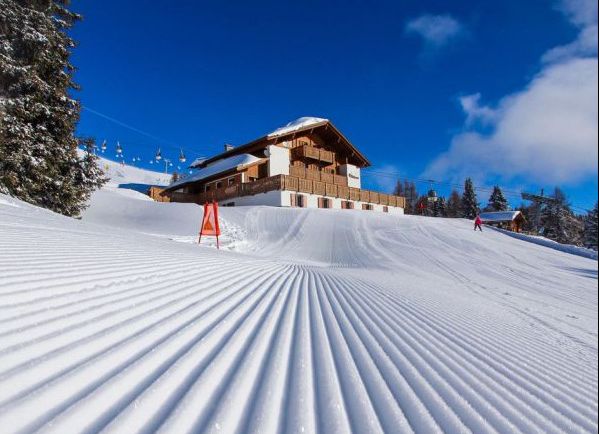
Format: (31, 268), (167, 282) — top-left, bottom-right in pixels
(490, 226), (598, 260)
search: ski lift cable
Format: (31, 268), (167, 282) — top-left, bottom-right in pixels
(82, 106), (204, 158)
(82, 106), (178, 146)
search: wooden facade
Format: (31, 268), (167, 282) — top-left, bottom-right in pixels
(161, 118), (406, 211)
(153, 174), (407, 209)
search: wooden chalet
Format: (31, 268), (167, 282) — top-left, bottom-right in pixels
(150, 117), (406, 213)
(480, 211), (526, 232)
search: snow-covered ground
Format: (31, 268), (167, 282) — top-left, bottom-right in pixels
(0, 166), (597, 433)
(93, 152), (173, 188)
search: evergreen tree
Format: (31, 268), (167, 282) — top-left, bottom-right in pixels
(487, 186), (509, 211)
(393, 180), (404, 197)
(0, 0), (106, 216)
(433, 196), (447, 217)
(540, 187), (583, 245)
(461, 178), (479, 219)
(446, 190), (461, 218)
(584, 202), (598, 250)
(395, 180), (418, 215)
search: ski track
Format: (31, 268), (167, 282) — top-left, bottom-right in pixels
(1, 197), (598, 434)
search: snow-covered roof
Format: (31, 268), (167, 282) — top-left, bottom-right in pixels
(189, 157), (207, 168)
(480, 211), (523, 222)
(267, 117), (329, 138)
(168, 153), (263, 190)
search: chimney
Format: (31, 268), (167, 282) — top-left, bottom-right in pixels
(224, 143), (235, 152)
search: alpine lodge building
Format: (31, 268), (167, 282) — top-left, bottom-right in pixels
(152, 117), (406, 214)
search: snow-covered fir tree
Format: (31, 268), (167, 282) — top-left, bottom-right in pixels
(584, 202), (598, 250)
(0, 0), (106, 216)
(487, 186), (509, 211)
(461, 178), (480, 219)
(540, 188), (583, 245)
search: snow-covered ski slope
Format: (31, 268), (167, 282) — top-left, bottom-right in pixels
(0, 186), (597, 434)
(92, 152), (173, 187)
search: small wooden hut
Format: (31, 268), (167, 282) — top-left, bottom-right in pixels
(480, 211), (526, 233)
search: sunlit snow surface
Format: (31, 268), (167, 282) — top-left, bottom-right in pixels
(0, 179), (597, 433)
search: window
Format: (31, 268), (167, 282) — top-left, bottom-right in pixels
(215, 181), (223, 189)
(362, 203), (374, 211)
(228, 177), (236, 186)
(341, 201), (354, 210)
(205, 184), (212, 192)
(258, 163), (268, 178)
(383, 206), (389, 213)
(290, 193), (306, 208)
(318, 197), (332, 209)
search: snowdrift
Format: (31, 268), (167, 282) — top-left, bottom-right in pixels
(0, 187), (597, 433)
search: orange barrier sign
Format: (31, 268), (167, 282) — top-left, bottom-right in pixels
(198, 201), (221, 248)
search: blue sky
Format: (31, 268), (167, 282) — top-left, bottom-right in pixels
(72, 0), (598, 212)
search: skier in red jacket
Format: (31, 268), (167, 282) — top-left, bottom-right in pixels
(474, 215), (483, 231)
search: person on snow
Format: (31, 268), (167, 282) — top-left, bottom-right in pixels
(474, 215), (483, 232)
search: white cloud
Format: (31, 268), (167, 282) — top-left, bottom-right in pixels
(542, 23), (597, 63)
(424, 0), (598, 187)
(554, 0), (597, 27)
(405, 14), (464, 49)
(459, 93), (496, 126)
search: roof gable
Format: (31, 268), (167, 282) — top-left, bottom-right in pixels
(196, 117), (371, 168)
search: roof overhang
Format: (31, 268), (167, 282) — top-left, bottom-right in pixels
(165, 154), (265, 191)
(197, 119), (371, 169)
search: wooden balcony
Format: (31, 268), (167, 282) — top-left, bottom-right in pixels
(157, 174), (407, 209)
(291, 145), (335, 164)
(289, 165), (347, 187)
(325, 183), (338, 197)
(313, 181), (326, 196)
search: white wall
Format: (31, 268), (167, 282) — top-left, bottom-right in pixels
(220, 190), (285, 207)
(281, 190), (404, 214)
(338, 164), (361, 189)
(220, 188), (404, 215)
(267, 145), (290, 176)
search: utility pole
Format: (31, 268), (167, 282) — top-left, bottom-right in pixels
(163, 158), (172, 174)
(522, 189), (557, 231)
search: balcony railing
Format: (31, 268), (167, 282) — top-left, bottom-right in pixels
(154, 175), (406, 209)
(289, 165), (347, 187)
(291, 145), (335, 164)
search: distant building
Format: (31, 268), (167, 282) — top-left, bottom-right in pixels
(152, 117), (405, 213)
(480, 211), (526, 232)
